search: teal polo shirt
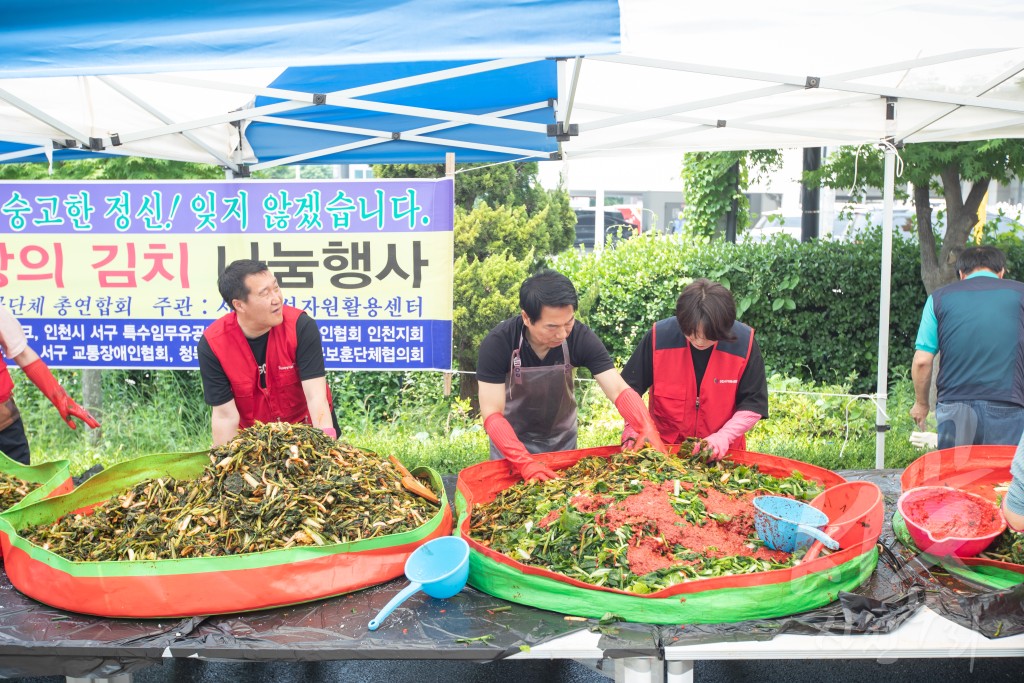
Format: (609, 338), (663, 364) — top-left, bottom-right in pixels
(914, 271), (1000, 353)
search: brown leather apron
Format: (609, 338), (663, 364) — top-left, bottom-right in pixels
(489, 334), (577, 460)
(0, 396), (21, 432)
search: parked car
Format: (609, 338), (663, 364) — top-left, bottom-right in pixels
(832, 206), (917, 240)
(573, 206), (642, 250)
(743, 212), (801, 242)
(742, 204), (1024, 243)
(834, 204), (1024, 240)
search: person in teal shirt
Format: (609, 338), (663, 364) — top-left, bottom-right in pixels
(910, 246), (1024, 450)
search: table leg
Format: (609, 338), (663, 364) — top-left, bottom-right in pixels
(666, 659), (694, 683)
(617, 656), (661, 683)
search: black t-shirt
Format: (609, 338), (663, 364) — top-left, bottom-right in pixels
(621, 326), (769, 418)
(476, 316), (616, 384)
(198, 313), (327, 407)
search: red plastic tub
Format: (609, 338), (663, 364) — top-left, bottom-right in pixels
(897, 485), (1006, 558)
(900, 445), (1016, 503)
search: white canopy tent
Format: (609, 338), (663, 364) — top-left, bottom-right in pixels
(562, 1), (1024, 156)
(4, 0), (1024, 465)
(553, 1), (1024, 468)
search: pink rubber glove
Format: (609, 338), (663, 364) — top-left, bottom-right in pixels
(614, 388), (667, 453)
(22, 359), (100, 430)
(322, 427), (338, 439)
(703, 410), (762, 461)
(484, 413), (560, 482)
(620, 422), (640, 450)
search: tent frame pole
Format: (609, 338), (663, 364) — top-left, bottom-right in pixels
(875, 102), (897, 469)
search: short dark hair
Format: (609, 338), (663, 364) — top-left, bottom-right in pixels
(219, 259), (269, 311)
(956, 245), (1006, 277)
(519, 270), (578, 322)
(675, 278), (737, 342)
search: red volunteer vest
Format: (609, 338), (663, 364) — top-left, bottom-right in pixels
(0, 360), (13, 403)
(204, 306), (314, 429)
(649, 318), (754, 448)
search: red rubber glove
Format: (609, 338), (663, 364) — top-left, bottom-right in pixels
(22, 359), (100, 430)
(615, 388), (667, 453)
(483, 413), (559, 482)
(520, 461), (559, 482)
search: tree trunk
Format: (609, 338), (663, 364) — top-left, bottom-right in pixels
(918, 165), (991, 295)
(81, 369), (102, 446)
(938, 165), (970, 288)
(914, 182), (942, 295)
(458, 355), (479, 415)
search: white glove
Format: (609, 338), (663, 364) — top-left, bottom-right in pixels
(909, 431), (938, 449)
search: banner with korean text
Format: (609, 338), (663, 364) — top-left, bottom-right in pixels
(0, 179), (454, 370)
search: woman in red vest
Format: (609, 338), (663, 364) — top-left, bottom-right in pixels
(621, 279), (768, 461)
(0, 305), (99, 464)
(198, 260), (337, 447)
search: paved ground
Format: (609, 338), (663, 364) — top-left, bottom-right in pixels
(4, 655), (1021, 682)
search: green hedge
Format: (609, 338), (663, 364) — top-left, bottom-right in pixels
(554, 230), (927, 392)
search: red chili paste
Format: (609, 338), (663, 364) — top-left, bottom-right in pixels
(537, 509), (562, 528)
(570, 493), (614, 513)
(602, 481), (789, 575)
(903, 490), (1003, 540)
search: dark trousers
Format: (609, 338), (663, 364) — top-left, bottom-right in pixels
(936, 400), (1024, 450)
(0, 417), (31, 464)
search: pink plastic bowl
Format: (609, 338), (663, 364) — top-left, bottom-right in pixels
(898, 486), (1007, 558)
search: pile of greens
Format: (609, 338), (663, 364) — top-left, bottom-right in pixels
(982, 528), (1024, 565)
(470, 447), (824, 593)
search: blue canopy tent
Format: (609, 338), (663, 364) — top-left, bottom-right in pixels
(245, 60), (562, 168)
(0, 0), (621, 170)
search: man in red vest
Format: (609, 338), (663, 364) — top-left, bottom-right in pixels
(0, 305), (99, 464)
(199, 260), (337, 447)
(621, 278), (768, 460)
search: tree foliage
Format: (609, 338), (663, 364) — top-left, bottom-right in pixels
(253, 164), (335, 180)
(451, 250), (531, 375)
(374, 161), (540, 210)
(680, 150), (783, 237)
(804, 140), (1024, 293)
(0, 157), (223, 181)
(373, 161), (575, 407)
(555, 230), (927, 393)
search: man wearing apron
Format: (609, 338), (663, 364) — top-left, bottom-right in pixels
(477, 270), (665, 482)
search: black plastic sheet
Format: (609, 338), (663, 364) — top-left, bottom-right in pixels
(660, 542), (926, 647)
(167, 582), (660, 661)
(0, 568), (205, 677)
(0, 565), (658, 678)
(1, 468), (1021, 678)
(928, 578), (1024, 638)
